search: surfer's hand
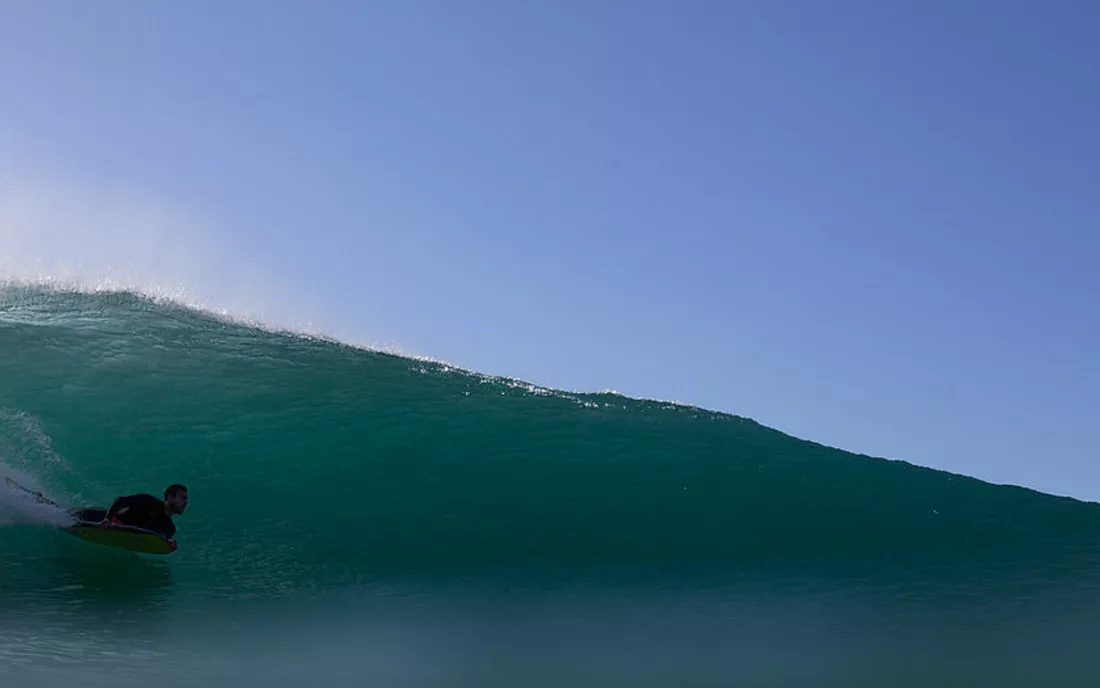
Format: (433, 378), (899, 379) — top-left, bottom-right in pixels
(168, 538), (177, 551)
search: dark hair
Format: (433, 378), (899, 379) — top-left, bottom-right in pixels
(165, 484), (188, 499)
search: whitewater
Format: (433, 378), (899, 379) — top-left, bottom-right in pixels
(2, 282), (1100, 687)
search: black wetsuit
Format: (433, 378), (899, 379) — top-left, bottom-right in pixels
(105, 493), (176, 539)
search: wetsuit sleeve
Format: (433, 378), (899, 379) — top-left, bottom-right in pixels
(105, 494), (164, 526)
(158, 515), (176, 539)
(105, 495), (138, 520)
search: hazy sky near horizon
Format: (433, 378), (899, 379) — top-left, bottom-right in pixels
(1, 1), (1098, 500)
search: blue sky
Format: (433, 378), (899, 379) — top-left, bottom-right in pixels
(1, 1), (1098, 500)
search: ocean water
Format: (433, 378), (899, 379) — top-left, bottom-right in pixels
(2, 282), (1100, 687)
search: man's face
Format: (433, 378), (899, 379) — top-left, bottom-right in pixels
(167, 490), (188, 515)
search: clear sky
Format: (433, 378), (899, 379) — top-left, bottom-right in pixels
(1, 1), (1097, 500)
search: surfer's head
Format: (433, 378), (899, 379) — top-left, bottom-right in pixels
(164, 484), (188, 515)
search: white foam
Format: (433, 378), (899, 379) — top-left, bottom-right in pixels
(0, 464), (73, 528)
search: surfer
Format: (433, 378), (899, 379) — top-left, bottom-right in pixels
(100, 484), (188, 550)
(4, 477), (188, 553)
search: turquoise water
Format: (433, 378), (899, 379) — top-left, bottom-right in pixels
(2, 283), (1100, 687)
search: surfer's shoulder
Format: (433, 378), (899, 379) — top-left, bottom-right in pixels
(119, 492), (162, 504)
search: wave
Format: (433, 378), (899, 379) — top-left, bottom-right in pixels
(4, 283), (1100, 686)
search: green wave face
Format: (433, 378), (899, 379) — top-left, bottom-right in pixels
(2, 284), (1098, 687)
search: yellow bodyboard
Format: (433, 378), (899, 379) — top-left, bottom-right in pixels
(65, 523), (175, 555)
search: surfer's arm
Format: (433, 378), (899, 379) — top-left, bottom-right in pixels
(105, 493), (146, 518)
(103, 496), (128, 521)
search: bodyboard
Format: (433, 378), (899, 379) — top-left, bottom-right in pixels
(65, 522), (175, 555)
